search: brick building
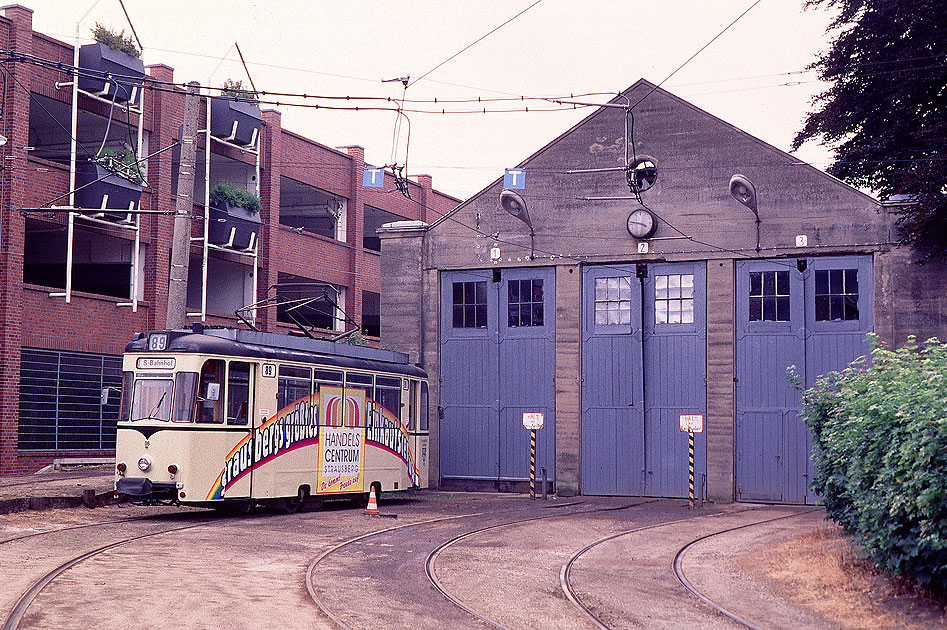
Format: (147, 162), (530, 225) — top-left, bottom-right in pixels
(379, 80), (947, 503)
(0, 5), (458, 474)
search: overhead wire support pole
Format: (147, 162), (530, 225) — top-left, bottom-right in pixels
(234, 42), (258, 94)
(167, 83), (202, 329)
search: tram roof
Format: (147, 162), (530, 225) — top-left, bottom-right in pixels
(126, 327), (427, 378)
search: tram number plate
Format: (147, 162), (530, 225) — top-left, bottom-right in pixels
(679, 414), (704, 433)
(261, 363), (277, 378)
(522, 412), (544, 430)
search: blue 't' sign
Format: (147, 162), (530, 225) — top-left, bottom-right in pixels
(504, 168), (525, 189)
(363, 166), (385, 188)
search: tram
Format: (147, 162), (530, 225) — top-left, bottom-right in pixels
(114, 325), (430, 511)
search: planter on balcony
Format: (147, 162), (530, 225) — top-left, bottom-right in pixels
(74, 162), (141, 221)
(209, 201), (261, 250)
(77, 42), (145, 105)
(210, 96), (262, 147)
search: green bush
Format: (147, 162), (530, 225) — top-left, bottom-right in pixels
(91, 23), (140, 59)
(220, 79), (259, 102)
(210, 181), (261, 214)
(797, 335), (947, 591)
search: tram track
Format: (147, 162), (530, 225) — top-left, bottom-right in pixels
(307, 499), (657, 629)
(1, 512), (224, 630)
(0, 509), (197, 547)
(558, 506), (822, 629)
(671, 508), (823, 630)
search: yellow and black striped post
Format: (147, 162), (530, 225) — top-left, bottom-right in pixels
(530, 429), (537, 500)
(688, 431), (695, 509)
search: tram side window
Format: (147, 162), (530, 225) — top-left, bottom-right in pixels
(345, 372), (373, 427)
(227, 362), (251, 426)
(278, 365), (312, 411)
(197, 359), (224, 423)
(119, 371), (133, 422)
(314, 369), (343, 393)
(376, 376), (402, 425)
(173, 372), (199, 422)
(420, 382), (429, 431)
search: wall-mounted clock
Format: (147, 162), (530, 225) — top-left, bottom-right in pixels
(627, 208), (657, 239)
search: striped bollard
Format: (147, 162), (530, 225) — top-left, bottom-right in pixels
(688, 431), (695, 509)
(530, 429), (536, 500)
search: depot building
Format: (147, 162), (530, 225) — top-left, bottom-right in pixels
(378, 79), (946, 504)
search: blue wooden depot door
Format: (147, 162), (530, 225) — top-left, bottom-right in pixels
(736, 256), (873, 503)
(439, 268), (556, 485)
(581, 262), (706, 497)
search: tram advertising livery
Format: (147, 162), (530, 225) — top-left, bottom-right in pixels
(114, 326), (430, 510)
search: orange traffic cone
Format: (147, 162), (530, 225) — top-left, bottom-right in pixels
(364, 485), (380, 515)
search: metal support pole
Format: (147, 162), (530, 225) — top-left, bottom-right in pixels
(541, 466), (547, 501)
(688, 431), (695, 509)
(529, 429), (536, 500)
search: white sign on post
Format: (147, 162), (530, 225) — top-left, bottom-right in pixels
(522, 412), (544, 430)
(679, 414), (704, 433)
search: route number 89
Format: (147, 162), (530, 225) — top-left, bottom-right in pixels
(148, 334), (168, 351)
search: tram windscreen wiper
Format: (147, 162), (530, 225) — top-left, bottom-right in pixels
(135, 391), (168, 421)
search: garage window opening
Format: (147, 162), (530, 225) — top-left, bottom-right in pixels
(595, 276), (632, 325)
(655, 274), (694, 324)
(508, 279), (544, 327)
(749, 271), (790, 322)
(815, 269), (858, 321)
(452, 281), (487, 328)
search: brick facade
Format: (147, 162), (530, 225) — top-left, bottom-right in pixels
(0, 7), (458, 474)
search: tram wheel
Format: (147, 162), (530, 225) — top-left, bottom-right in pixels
(282, 497), (300, 514)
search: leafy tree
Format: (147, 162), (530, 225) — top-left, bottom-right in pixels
(792, 1), (947, 259)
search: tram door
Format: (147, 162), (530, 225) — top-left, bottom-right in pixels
(735, 256), (873, 503)
(440, 267), (556, 486)
(581, 262), (706, 497)
(410, 380), (431, 488)
(222, 360), (254, 498)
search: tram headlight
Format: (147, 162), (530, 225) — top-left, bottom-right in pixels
(137, 456), (152, 472)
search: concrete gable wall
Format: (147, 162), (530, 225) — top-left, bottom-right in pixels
(429, 80), (883, 269)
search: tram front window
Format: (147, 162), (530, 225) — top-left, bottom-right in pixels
(131, 378), (173, 422)
(173, 372), (199, 422)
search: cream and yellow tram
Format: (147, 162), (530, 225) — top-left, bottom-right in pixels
(115, 326), (429, 510)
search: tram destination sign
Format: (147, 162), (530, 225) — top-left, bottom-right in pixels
(679, 414), (704, 433)
(137, 357), (175, 369)
(522, 412), (544, 430)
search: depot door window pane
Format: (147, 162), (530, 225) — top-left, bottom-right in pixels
(749, 270), (790, 322)
(655, 274), (694, 324)
(815, 269), (859, 321)
(594, 276), (632, 326)
(452, 281), (487, 328)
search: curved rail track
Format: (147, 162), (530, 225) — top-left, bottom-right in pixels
(557, 506), (821, 629)
(308, 500), (655, 629)
(1, 512), (220, 630)
(0, 510), (196, 547)
(3, 497), (824, 630)
(671, 508), (822, 630)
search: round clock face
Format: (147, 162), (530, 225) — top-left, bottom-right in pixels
(627, 208), (656, 239)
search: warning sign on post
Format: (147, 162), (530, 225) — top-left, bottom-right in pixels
(679, 414), (704, 433)
(522, 412), (544, 430)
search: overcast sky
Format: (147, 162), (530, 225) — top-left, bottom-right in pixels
(23, 0), (841, 200)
